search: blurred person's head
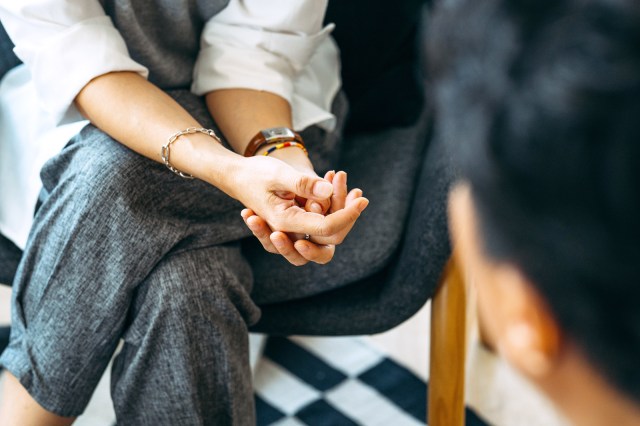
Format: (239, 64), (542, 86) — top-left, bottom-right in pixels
(429, 0), (640, 424)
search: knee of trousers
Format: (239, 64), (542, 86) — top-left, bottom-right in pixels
(41, 126), (172, 216)
(39, 124), (239, 230)
(34, 126), (227, 252)
(124, 248), (261, 345)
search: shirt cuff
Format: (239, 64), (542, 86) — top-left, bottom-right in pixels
(15, 16), (148, 124)
(191, 21), (335, 102)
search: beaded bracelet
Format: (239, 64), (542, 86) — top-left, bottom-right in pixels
(245, 128), (305, 157)
(161, 127), (221, 179)
(262, 141), (308, 157)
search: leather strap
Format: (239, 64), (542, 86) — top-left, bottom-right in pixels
(244, 127), (305, 157)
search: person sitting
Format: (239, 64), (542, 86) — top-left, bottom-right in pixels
(431, 0), (640, 424)
(0, 0), (435, 424)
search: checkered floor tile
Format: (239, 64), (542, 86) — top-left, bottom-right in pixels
(254, 336), (489, 425)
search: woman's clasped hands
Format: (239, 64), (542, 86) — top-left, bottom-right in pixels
(236, 153), (368, 266)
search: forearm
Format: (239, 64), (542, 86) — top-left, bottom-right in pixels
(205, 89), (314, 171)
(75, 71), (240, 193)
(206, 89), (291, 152)
(73, 72), (364, 262)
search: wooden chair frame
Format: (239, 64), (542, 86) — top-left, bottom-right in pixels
(428, 257), (467, 426)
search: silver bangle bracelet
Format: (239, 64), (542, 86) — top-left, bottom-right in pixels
(160, 127), (221, 179)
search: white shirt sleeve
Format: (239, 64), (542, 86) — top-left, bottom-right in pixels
(192, 0), (340, 131)
(0, 0), (148, 124)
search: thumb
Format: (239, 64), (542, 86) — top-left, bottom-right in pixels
(285, 171), (333, 202)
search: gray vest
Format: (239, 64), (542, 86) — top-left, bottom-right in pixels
(100, 0), (230, 90)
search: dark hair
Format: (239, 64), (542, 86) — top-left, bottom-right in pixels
(429, 0), (640, 402)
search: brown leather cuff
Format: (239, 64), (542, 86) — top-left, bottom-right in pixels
(244, 127), (305, 157)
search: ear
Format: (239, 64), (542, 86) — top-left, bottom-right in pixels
(492, 265), (562, 379)
(448, 183), (562, 379)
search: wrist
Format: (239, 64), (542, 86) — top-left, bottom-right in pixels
(168, 131), (243, 194)
(259, 143), (315, 173)
(244, 127), (302, 157)
(200, 147), (245, 198)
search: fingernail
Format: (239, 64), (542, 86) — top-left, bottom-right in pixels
(357, 198), (369, 213)
(273, 238), (285, 248)
(298, 243), (310, 253)
(313, 181), (333, 198)
(309, 202), (323, 213)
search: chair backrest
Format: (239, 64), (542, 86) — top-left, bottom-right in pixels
(325, 0), (428, 134)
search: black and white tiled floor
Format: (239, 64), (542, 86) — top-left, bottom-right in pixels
(254, 335), (487, 425)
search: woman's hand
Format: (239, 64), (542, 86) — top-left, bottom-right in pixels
(230, 156), (367, 245)
(241, 170), (368, 265)
(203, 87), (367, 257)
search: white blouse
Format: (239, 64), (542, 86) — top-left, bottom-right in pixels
(0, 0), (341, 249)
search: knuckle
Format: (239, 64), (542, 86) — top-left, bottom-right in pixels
(313, 224), (331, 238)
(295, 175), (312, 195)
(269, 219), (284, 232)
(281, 249), (295, 258)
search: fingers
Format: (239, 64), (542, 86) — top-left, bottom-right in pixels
(269, 232), (336, 266)
(305, 198), (330, 214)
(245, 163), (370, 251)
(277, 196), (369, 242)
(241, 209), (278, 254)
(269, 232), (309, 266)
(279, 168), (333, 203)
(303, 171), (335, 214)
(324, 170), (336, 182)
(321, 196), (369, 238)
(306, 194), (369, 246)
(346, 188), (362, 205)
(330, 171), (348, 213)
(243, 209), (331, 266)
(294, 240), (336, 264)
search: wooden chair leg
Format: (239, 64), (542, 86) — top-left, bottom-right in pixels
(428, 257), (467, 426)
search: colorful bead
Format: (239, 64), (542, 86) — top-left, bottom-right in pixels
(262, 141), (308, 156)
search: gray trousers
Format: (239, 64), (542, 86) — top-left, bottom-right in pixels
(2, 123), (261, 423)
(0, 89), (427, 424)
